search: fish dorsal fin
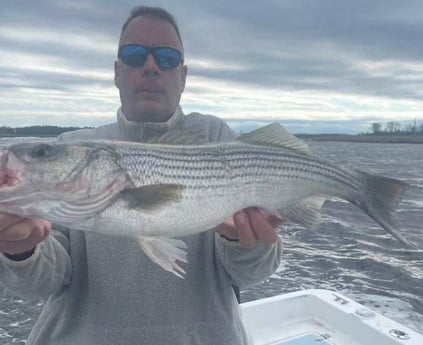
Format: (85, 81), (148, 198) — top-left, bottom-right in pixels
(121, 184), (184, 210)
(147, 129), (206, 145)
(237, 123), (311, 155)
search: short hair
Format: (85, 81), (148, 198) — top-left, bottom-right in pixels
(119, 6), (183, 46)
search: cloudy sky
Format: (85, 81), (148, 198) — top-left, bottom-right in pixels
(1, 0), (422, 134)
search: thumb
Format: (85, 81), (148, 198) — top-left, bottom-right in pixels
(0, 213), (24, 232)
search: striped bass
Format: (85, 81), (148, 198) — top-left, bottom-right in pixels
(0, 123), (412, 276)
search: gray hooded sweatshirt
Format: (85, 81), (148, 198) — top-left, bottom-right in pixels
(0, 107), (283, 345)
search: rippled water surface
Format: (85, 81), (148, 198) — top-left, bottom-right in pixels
(242, 141), (423, 334)
(1, 140), (423, 343)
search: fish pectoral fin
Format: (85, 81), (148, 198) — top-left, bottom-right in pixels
(278, 197), (326, 229)
(236, 123), (312, 155)
(121, 184), (184, 210)
(137, 236), (188, 278)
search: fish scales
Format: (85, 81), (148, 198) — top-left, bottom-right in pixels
(115, 142), (363, 198)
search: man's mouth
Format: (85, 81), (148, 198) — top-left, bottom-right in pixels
(137, 89), (164, 100)
(139, 89), (162, 94)
(136, 83), (163, 93)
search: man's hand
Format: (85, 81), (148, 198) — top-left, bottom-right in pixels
(0, 213), (51, 255)
(215, 207), (282, 248)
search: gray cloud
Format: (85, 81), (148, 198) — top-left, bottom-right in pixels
(0, 0), (422, 132)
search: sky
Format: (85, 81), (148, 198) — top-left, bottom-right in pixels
(1, 0), (423, 134)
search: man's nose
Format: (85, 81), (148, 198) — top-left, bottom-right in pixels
(143, 53), (159, 76)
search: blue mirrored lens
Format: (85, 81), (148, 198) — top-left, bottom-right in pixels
(153, 48), (181, 69)
(118, 45), (182, 69)
(119, 45), (148, 67)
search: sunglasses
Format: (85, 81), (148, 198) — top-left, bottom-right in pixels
(118, 44), (183, 69)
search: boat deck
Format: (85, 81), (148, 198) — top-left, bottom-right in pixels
(273, 333), (332, 345)
(240, 289), (422, 345)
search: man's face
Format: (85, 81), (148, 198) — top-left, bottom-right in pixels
(114, 16), (187, 122)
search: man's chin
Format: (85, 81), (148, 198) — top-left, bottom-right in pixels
(127, 104), (171, 123)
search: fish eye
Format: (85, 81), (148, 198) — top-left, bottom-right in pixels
(30, 143), (57, 159)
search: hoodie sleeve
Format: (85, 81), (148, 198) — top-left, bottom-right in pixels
(0, 229), (72, 300)
(215, 234), (283, 288)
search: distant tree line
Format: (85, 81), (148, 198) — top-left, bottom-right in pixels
(0, 125), (93, 137)
(370, 120), (423, 135)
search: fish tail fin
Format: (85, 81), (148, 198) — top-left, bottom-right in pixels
(137, 236), (188, 278)
(356, 171), (414, 247)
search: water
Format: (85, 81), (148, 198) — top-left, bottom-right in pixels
(0, 141), (423, 343)
(242, 141), (423, 333)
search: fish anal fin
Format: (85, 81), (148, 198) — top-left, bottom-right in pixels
(237, 123), (312, 155)
(122, 184), (184, 210)
(137, 236), (188, 278)
(278, 197), (326, 229)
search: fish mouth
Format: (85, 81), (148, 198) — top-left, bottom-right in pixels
(0, 169), (20, 188)
(0, 151), (22, 189)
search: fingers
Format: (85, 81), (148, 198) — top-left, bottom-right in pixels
(266, 214), (284, 228)
(243, 208), (279, 246)
(216, 208), (282, 248)
(0, 212), (23, 231)
(214, 220), (238, 240)
(233, 210), (257, 247)
(0, 218), (51, 255)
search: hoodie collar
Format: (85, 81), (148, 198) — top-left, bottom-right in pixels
(117, 106), (185, 141)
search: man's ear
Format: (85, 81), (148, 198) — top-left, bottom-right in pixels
(181, 65), (188, 92)
(114, 60), (120, 88)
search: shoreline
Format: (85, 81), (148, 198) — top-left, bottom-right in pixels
(296, 134), (423, 144)
(2, 134), (423, 144)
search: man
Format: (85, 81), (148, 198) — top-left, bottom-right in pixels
(0, 6), (282, 345)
